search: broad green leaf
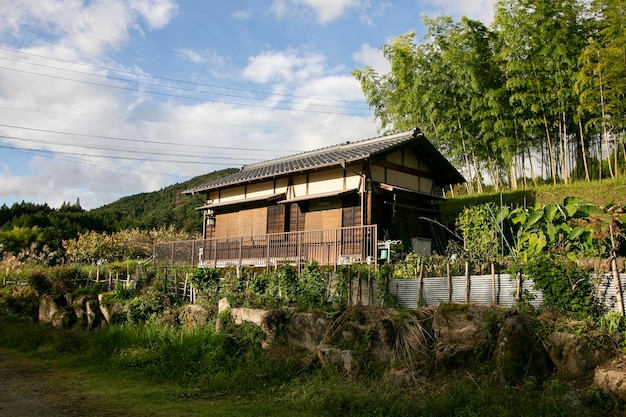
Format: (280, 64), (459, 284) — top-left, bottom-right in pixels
(545, 223), (556, 242)
(525, 209), (544, 227)
(564, 204), (577, 218)
(558, 223), (572, 234)
(544, 204), (557, 223)
(528, 232), (547, 254)
(568, 226), (585, 241)
(511, 211), (527, 225)
(496, 206), (510, 223)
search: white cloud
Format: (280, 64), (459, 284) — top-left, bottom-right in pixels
(0, 0), (178, 57)
(421, 0), (497, 25)
(242, 49), (327, 84)
(232, 9), (253, 20)
(129, 0), (178, 29)
(0, 1), (379, 209)
(352, 43), (390, 75)
(270, 0), (362, 24)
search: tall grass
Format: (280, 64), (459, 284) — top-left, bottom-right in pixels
(0, 318), (623, 416)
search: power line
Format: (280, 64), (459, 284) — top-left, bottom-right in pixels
(0, 105), (375, 134)
(0, 64), (371, 116)
(0, 54), (369, 111)
(0, 143), (249, 165)
(0, 46), (369, 105)
(1, 135), (262, 162)
(2, 146), (193, 178)
(0, 123), (299, 153)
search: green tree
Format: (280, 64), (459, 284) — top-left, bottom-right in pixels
(494, 0), (589, 185)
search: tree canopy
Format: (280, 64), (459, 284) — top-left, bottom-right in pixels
(353, 0), (626, 192)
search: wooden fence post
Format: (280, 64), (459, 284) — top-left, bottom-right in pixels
(465, 261), (470, 304)
(611, 256), (624, 316)
(417, 256), (424, 307)
(447, 263), (452, 304)
(491, 262), (496, 305)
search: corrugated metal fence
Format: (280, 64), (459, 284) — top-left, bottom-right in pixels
(387, 273), (626, 312)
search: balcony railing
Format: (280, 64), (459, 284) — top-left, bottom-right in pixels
(154, 225), (378, 269)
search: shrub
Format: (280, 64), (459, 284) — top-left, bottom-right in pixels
(297, 262), (328, 308)
(524, 255), (600, 318)
(25, 269), (50, 294)
(47, 265), (80, 296)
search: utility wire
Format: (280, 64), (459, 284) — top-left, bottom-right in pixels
(1, 64), (370, 116)
(0, 123), (299, 153)
(0, 143), (253, 165)
(0, 46), (368, 105)
(0, 55), (367, 111)
(0, 104), (375, 133)
(5, 146), (193, 178)
(1, 135), (262, 161)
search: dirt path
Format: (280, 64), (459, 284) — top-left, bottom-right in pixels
(0, 349), (110, 417)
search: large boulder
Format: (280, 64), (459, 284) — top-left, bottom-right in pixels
(39, 295), (75, 328)
(317, 344), (359, 377)
(432, 304), (506, 368)
(230, 307), (284, 346)
(544, 331), (616, 377)
(282, 312), (329, 351)
(85, 299), (101, 331)
(97, 293), (126, 325)
(39, 295), (60, 323)
(594, 357), (626, 402)
(179, 304), (209, 328)
(72, 296), (93, 322)
(495, 314), (553, 385)
(51, 309), (75, 328)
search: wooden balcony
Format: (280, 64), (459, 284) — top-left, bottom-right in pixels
(154, 225), (378, 269)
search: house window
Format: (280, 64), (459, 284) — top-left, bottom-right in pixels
(267, 205), (286, 234)
(289, 203), (305, 232)
(342, 196), (361, 227)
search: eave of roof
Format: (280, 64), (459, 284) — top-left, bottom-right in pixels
(183, 128), (464, 195)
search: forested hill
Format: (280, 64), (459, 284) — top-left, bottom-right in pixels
(88, 168), (238, 233)
(0, 168), (237, 253)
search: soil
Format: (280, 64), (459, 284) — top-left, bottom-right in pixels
(0, 349), (121, 417)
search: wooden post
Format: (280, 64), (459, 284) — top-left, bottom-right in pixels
(465, 261), (470, 304)
(491, 262), (497, 305)
(417, 256), (424, 307)
(357, 270), (362, 305)
(611, 256), (625, 316)
(447, 263), (452, 304)
(515, 270), (522, 303)
(183, 273), (189, 301)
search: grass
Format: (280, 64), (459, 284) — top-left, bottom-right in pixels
(439, 177), (626, 224)
(0, 317), (624, 416)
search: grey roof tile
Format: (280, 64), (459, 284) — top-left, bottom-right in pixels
(183, 129), (464, 195)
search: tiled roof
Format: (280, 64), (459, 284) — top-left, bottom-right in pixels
(183, 129), (464, 195)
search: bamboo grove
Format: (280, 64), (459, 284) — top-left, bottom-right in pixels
(353, 0), (626, 193)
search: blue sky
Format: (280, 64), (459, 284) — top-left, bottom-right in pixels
(0, 0), (496, 209)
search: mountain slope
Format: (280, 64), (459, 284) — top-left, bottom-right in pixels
(89, 168), (238, 233)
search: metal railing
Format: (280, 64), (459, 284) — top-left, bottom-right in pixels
(154, 225), (378, 269)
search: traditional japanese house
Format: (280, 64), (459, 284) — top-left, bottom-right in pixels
(157, 128), (464, 268)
